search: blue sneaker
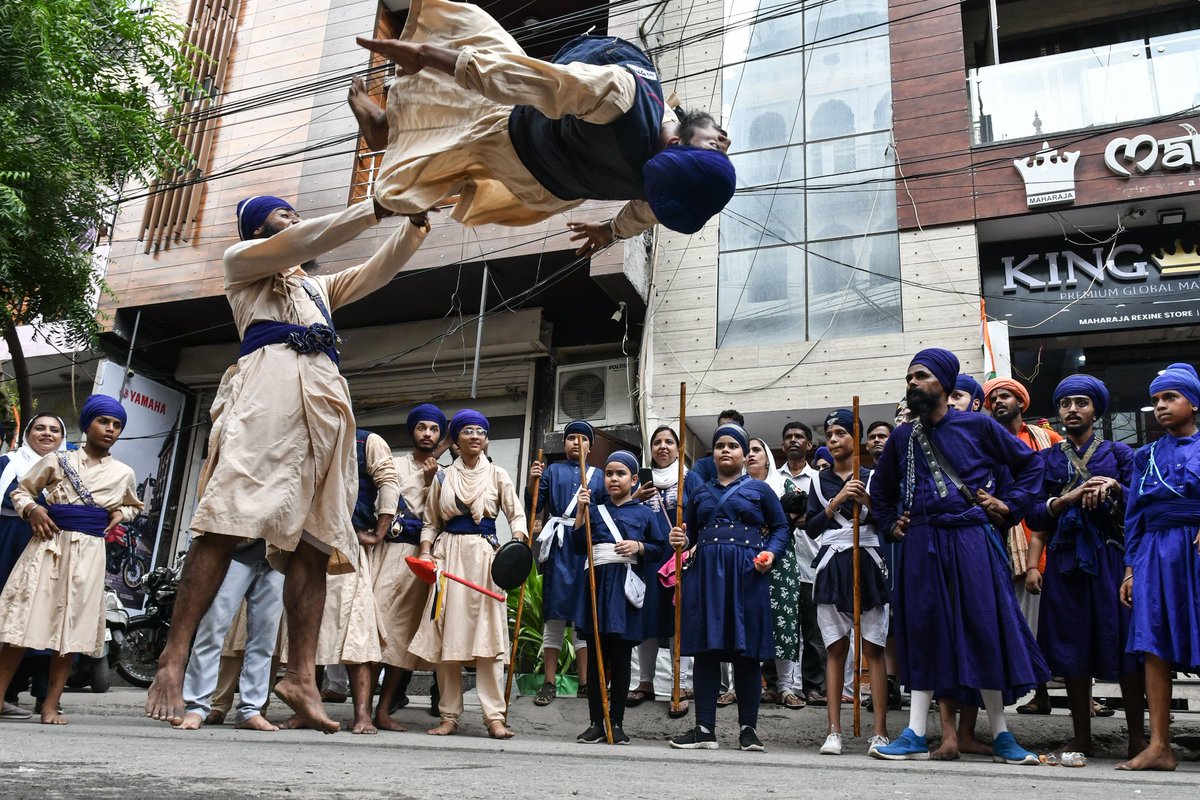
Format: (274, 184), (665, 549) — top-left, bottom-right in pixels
(992, 731), (1040, 765)
(870, 727), (930, 760)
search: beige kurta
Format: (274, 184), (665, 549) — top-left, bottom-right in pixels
(0, 451), (142, 656)
(371, 450), (438, 669)
(188, 203), (427, 574)
(312, 432), (398, 664)
(374, 0), (659, 238)
(408, 457), (527, 664)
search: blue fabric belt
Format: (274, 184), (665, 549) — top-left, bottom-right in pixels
(240, 320), (339, 365)
(697, 522), (762, 548)
(47, 504), (109, 537)
(386, 517), (423, 545)
(445, 514), (499, 548)
(1141, 498), (1200, 531)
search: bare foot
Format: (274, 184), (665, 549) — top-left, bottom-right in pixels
(40, 710), (68, 725)
(280, 714), (308, 730)
(204, 710), (226, 725)
(374, 710), (408, 732)
(352, 715), (378, 735)
(235, 714), (280, 732)
(1052, 737), (1095, 758)
(930, 741), (960, 761)
(1128, 738), (1149, 761)
(427, 720), (458, 736)
(145, 665), (186, 724)
(488, 721), (515, 740)
(958, 734), (993, 756)
(347, 76), (388, 151)
(173, 711), (204, 730)
(1117, 744), (1177, 771)
(274, 675), (340, 734)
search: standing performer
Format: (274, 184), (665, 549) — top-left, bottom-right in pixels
(863, 420), (902, 713)
(869, 349), (1048, 765)
(807, 410), (890, 757)
(527, 421), (600, 705)
(409, 410), (529, 740)
(668, 424), (789, 753)
(144, 195), (428, 730)
(0, 396), (143, 725)
(1118, 363), (1200, 771)
(949, 375), (985, 413)
(372, 404), (446, 730)
(353, 0), (735, 248)
(1023, 375), (1145, 759)
(573, 451), (668, 745)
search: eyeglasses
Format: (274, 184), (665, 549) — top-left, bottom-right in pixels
(458, 426), (488, 437)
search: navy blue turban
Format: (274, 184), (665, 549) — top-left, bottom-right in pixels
(236, 195), (294, 241)
(1150, 362), (1200, 409)
(606, 449), (640, 477)
(564, 419), (595, 443)
(643, 145), (736, 235)
(79, 394), (126, 433)
(712, 423), (749, 454)
(406, 403), (447, 440)
(954, 374), (985, 410)
(1053, 375), (1110, 417)
(815, 446), (833, 464)
(910, 348), (960, 397)
(449, 409), (489, 441)
(824, 409), (862, 439)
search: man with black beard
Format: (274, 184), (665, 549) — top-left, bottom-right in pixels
(869, 349), (1048, 764)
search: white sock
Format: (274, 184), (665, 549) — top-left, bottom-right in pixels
(981, 690), (1008, 738)
(907, 690), (933, 737)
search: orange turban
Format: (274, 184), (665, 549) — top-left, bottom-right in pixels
(982, 377), (1030, 411)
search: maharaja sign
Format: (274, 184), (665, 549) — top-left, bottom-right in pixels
(980, 229), (1200, 336)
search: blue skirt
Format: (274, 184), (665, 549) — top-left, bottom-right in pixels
(812, 546), (889, 614)
(1126, 525), (1200, 671)
(0, 514), (33, 588)
(1040, 540), (1137, 680)
(578, 562), (644, 642)
(541, 536), (586, 625)
(680, 542), (774, 661)
(895, 520), (1049, 695)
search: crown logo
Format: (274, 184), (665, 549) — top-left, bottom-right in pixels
(1151, 240), (1200, 276)
(1013, 143), (1079, 208)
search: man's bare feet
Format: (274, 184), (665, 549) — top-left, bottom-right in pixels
(280, 714), (308, 730)
(235, 714), (280, 732)
(487, 721), (515, 740)
(40, 710), (68, 725)
(930, 740), (960, 761)
(958, 733), (993, 756)
(1128, 738), (1149, 760)
(274, 675), (340, 734)
(374, 709), (408, 732)
(1117, 743), (1177, 771)
(347, 76), (389, 151)
(204, 709), (226, 725)
(173, 711), (204, 730)
(351, 714), (378, 735)
(145, 665), (186, 725)
(1052, 738), (1095, 758)
(428, 719), (458, 736)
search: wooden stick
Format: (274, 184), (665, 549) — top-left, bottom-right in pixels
(581, 447), (613, 744)
(504, 448), (541, 718)
(852, 396), (862, 738)
(672, 381), (686, 714)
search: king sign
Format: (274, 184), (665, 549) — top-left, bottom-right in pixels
(1104, 124), (1200, 177)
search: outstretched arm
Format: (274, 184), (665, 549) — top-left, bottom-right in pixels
(318, 215), (430, 310)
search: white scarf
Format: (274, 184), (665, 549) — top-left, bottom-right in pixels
(442, 456), (495, 523)
(750, 439), (787, 498)
(652, 460), (685, 489)
(1, 444), (43, 504)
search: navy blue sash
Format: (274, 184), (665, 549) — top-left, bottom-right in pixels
(386, 494), (425, 545)
(701, 479), (757, 524)
(1141, 498), (1200, 531)
(47, 504), (108, 537)
(445, 514), (499, 548)
(239, 279), (340, 364)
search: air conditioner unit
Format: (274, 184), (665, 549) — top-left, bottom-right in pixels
(553, 359), (635, 429)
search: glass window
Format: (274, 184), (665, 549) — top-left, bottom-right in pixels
(804, 0), (888, 46)
(717, 246), (807, 348)
(804, 37), (892, 138)
(806, 234), (902, 339)
(806, 132), (897, 239)
(720, 147), (804, 252)
(723, 53), (806, 150)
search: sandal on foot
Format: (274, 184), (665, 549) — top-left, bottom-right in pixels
(533, 682), (557, 706)
(667, 699), (690, 719)
(716, 691), (736, 707)
(1016, 699), (1050, 715)
(761, 689), (779, 704)
(1091, 700), (1115, 718)
(626, 686), (654, 707)
(781, 691), (805, 710)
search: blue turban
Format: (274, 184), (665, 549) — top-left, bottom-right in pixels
(606, 449), (640, 477)
(1053, 375), (1110, 417)
(448, 409), (489, 441)
(79, 394), (127, 433)
(564, 420), (594, 443)
(406, 403), (447, 440)
(815, 446), (833, 464)
(954, 374), (985, 410)
(909, 348), (959, 397)
(823, 409), (862, 439)
(712, 423), (749, 454)
(236, 195), (294, 241)
(1150, 362), (1200, 409)
(643, 145), (736, 235)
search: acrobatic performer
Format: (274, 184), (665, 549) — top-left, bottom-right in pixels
(351, 0), (735, 253)
(145, 194), (428, 730)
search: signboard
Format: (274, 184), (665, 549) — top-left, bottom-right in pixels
(1013, 143), (1079, 208)
(980, 228), (1200, 337)
(92, 360), (186, 611)
(1105, 124), (1200, 177)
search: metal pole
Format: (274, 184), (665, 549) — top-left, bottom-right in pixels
(988, 0), (1000, 65)
(470, 265), (488, 399)
(119, 309), (142, 398)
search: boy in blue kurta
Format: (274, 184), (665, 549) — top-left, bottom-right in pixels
(1024, 374), (1144, 760)
(527, 420), (604, 705)
(572, 450), (667, 744)
(869, 349), (1049, 765)
(1118, 363), (1200, 772)
(668, 424), (789, 753)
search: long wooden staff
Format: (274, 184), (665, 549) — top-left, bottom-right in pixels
(504, 448), (542, 716)
(851, 396), (863, 738)
(581, 447), (613, 744)
(672, 382), (686, 715)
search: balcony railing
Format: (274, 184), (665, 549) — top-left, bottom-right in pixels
(969, 29), (1200, 145)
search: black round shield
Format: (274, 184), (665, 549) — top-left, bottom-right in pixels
(491, 540), (533, 591)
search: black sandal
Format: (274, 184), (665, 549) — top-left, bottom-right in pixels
(626, 686), (654, 707)
(533, 682), (557, 706)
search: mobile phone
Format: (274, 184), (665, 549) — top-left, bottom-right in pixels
(638, 468), (654, 486)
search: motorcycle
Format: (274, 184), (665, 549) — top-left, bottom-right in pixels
(106, 517), (150, 591)
(116, 558), (181, 688)
(66, 588), (129, 693)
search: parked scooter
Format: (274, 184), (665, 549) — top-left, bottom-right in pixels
(66, 588), (129, 693)
(116, 558), (181, 688)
